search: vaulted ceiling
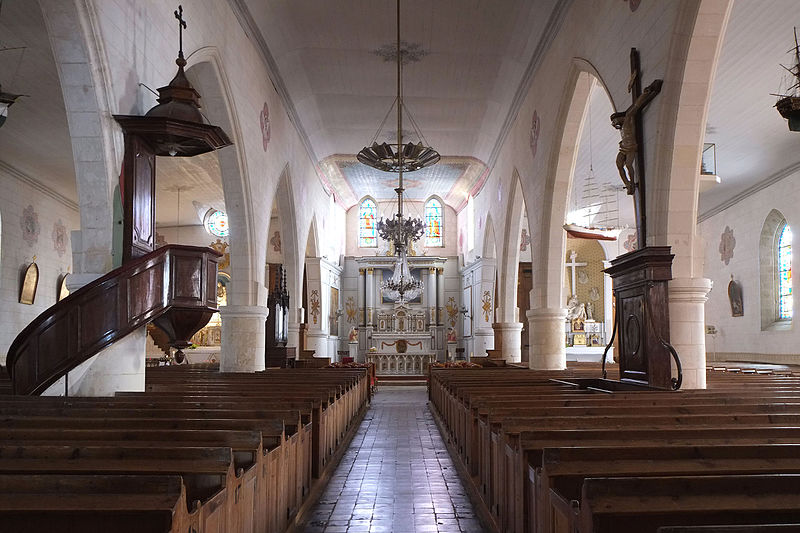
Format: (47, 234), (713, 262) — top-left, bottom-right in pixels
(237, 0), (563, 208)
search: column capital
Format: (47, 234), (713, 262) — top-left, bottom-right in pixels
(366, 268), (374, 274)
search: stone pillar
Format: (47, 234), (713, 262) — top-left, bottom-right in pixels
(427, 267), (437, 326)
(668, 277), (712, 389)
(437, 267), (445, 325)
(43, 327), (146, 397)
(288, 307), (304, 353)
(365, 268), (375, 326)
(220, 305), (269, 372)
(358, 268), (366, 326)
(528, 307), (567, 370)
(492, 322), (523, 363)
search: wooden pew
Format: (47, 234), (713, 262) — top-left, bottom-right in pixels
(0, 474), (198, 533)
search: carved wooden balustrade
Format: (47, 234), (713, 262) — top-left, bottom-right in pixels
(6, 245), (220, 395)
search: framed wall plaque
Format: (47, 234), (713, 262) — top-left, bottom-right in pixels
(20, 261), (39, 305)
(58, 273), (70, 301)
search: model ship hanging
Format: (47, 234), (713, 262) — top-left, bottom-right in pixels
(775, 27), (800, 131)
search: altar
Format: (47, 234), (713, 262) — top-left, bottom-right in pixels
(368, 305), (435, 375)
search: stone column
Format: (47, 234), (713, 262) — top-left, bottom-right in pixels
(365, 268), (375, 326)
(288, 307), (304, 354)
(472, 259), (496, 357)
(668, 277), (712, 389)
(437, 267), (445, 325)
(427, 267), (437, 326)
(492, 322), (523, 363)
(528, 307), (567, 370)
(220, 305), (269, 372)
(358, 268), (366, 326)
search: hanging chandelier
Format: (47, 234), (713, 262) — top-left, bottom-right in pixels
(371, 0), (432, 305)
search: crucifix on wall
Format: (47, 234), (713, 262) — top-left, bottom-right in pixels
(565, 250), (587, 297)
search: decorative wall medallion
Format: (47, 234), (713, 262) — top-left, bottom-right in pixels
(529, 110), (541, 159)
(310, 289), (320, 324)
(260, 102), (271, 151)
(20, 205), (40, 246)
(345, 296), (357, 324)
(52, 219), (67, 257)
(577, 270), (589, 285)
(446, 297), (458, 327)
(520, 229), (531, 252)
(481, 290), (492, 322)
(589, 287), (601, 302)
(270, 230), (281, 252)
(623, 232), (638, 252)
(719, 225), (735, 265)
(209, 238), (230, 270)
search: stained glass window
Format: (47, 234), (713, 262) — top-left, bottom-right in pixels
(425, 198), (443, 247)
(778, 223), (792, 320)
(359, 198), (377, 248)
(204, 209), (229, 237)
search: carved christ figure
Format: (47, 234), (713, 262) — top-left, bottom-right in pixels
(610, 78), (663, 195)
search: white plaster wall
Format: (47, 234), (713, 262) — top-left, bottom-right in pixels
(0, 168), (79, 363)
(699, 169), (800, 363)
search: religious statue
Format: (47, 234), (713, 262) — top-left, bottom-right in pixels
(348, 326), (358, 343)
(586, 301), (595, 321)
(566, 294), (587, 321)
(611, 79), (663, 195)
(447, 327), (457, 343)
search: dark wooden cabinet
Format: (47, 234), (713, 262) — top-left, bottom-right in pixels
(265, 264), (294, 367)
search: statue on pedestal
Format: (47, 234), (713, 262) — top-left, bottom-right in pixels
(566, 294), (586, 321)
(348, 326), (358, 343)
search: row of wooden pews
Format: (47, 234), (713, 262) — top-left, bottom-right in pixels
(429, 364), (800, 533)
(0, 365), (371, 532)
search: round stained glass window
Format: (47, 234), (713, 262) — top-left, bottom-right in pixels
(205, 210), (229, 237)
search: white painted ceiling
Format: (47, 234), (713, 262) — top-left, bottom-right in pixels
(241, 0), (561, 207)
(701, 0), (800, 217)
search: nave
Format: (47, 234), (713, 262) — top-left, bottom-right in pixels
(300, 387), (482, 533)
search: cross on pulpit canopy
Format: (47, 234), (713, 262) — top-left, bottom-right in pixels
(174, 5), (187, 60)
(565, 250), (587, 297)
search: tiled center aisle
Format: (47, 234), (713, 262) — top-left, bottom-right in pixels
(301, 386), (485, 532)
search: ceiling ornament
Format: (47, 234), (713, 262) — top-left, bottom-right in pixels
(374, 0), (428, 305)
(372, 40), (429, 65)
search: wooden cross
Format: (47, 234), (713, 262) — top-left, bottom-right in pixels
(174, 5), (187, 58)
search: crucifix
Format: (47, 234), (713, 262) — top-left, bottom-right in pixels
(565, 250), (587, 297)
(174, 5), (187, 60)
(610, 48), (662, 247)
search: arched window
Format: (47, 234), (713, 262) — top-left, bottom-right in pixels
(777, 222), (792, 320)
(425, 198), (443, 247)
(358, 198), (377, 248)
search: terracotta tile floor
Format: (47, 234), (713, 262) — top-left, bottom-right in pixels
(300, 386), (485, 532)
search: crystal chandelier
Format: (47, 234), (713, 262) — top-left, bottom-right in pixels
(371, 0), (432, 305)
